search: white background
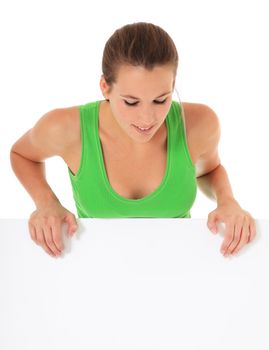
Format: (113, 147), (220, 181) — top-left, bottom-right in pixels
(1, 0), (268, 218)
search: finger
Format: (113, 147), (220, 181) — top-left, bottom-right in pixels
(64, 214), (78, 236)
(43, 224), (61, 256)
(51, 220), (64, 252)
(220, 221), (235, 255)
(226, 220), (243, 255)
(248, 219), (257, 243)
(35, 226), (55, 257)
(231, 218), (249, 255)
(28, 222), (37, 242)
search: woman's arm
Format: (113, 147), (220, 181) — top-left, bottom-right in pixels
(197, 162), (235, 206)
(10, 109), (78, 257)
(10, 110), (65, 208)
(195, 106), (256, 257)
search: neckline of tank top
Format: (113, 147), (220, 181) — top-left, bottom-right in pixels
(94, 99), (171, 203)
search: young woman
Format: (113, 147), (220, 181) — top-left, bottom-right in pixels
(10, 22), (256, 258)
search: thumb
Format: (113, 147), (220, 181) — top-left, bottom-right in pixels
(207, 215), (218, 234)
(64, 214), (78, 236)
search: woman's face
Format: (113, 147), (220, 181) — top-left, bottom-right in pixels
(100, 64), (175, 145)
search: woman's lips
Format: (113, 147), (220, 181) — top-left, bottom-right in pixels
(134, 125), (153, 129)
(132, 124), (154, 134)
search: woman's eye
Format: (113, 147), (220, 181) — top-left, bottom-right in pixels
(124, 101), (138, 106)
(124, 99), (167, 106)
(154, 99), (167, 104)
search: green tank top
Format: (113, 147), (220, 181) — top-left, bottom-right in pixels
(68, 100), (197, 218)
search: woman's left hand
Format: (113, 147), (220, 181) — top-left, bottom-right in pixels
(207, 198), (256, 257)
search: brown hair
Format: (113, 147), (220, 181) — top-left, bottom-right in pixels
(101, 22), (179, 95)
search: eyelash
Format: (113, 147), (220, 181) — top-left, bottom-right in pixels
(124, 99), (167, 106)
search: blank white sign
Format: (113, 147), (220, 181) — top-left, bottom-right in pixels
(0, 218), (268, 349)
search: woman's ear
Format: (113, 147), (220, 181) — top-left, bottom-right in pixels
(99, 75), (110, 101)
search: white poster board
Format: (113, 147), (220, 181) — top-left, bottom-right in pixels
(0, 218), (268, 349)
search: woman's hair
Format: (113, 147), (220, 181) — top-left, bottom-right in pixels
(101, 22), (179, 94)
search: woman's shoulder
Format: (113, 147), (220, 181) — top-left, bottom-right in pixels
(182, 101), (219, 135)
(32, 105), (81, 159)
(50, 100), (101, 155)
(53, 105), (81, 154)
(181, 101), (220, 163)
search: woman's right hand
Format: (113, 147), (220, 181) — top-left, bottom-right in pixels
(28, 202), (78, 258)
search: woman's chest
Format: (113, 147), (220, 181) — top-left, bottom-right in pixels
(98, 135), (171, 199)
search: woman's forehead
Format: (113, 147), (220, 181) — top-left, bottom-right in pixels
(114, 66), (174, 95)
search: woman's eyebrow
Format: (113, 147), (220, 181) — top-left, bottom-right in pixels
(120, 91), (172, 99)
